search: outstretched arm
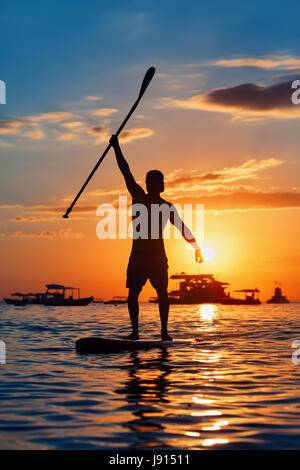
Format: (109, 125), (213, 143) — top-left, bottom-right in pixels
(109, 135), (143, 197)
(170, 206), (204, 263)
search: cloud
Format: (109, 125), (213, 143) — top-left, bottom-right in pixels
(26, 112), (73, 123)
(8, 228), (84, 239)
(87, 125), (110, 143)
(119, 127), (154, 143)
(1, 157), (288, 217)
(91, 108), (119, 117)
(161, 80), (300, 118)
(0, 204), (24, 209)
(87, 125), (154, 144)
(57, 133), (78, 141)
(88, 125), (108, 136)
(85, 95), (102, 101)
(172, 190), (300, 211)
(210, 55), (300, 71)
(0, 120), (29, 134)
(161, 159), (300, 211)
(24, 129), (45, 140)
(27, 205), (97, 215)
(62, 121), (85, 129)
(0, 112), (73, 139)
(165, 158), (282, 191)
(0, 95), (153, 146)
(11, 215), (57, 223)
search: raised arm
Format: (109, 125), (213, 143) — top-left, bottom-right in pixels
(109, 135), (143, 197)
(170, 205), (204, 263)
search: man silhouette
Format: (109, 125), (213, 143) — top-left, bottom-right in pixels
(110, 135), (203, 341)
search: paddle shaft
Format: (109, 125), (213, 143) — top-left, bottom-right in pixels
(63, 67), (155, 219)
(63, 99), (140, 218)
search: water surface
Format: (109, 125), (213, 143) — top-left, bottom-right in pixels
(0, 302), (300, 449)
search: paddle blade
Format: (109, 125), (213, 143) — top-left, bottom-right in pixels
(62, 207), (71, 219)
(138, 67), (155, 98)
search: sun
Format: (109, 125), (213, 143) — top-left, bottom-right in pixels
(202, 246), (216, 262)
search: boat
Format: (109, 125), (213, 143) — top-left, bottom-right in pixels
(104, 296), (127, 305)
(149, 273), (230, 304)
(220, 289), (261, 305)
(4, 293), (29, 306)
(42, 284), (93, 306)
(4, 284), (93, 306)
(267, 283), (290, 304)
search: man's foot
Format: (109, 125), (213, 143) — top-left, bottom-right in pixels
(124, 332), (139, 340)
(161, 331), (173, 341)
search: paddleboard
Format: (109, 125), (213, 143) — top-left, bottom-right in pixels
(75, 336), (194, 354)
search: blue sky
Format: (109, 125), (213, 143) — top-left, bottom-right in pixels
(1, 0), (300, 114)
(1, 0), (300, 204)
(0, 0), (300, 207)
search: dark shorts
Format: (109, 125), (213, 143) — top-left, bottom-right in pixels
(126, 250), (169, 291)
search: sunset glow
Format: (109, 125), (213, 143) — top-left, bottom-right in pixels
(0, 2), (299, 305)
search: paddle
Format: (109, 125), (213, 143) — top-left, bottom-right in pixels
(62, 67), (156, 219)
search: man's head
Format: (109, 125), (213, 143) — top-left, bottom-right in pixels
(146, 170), (164, 194)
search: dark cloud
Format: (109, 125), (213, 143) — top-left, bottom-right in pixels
(204, 81), (294, 111)
(162, 80), (300, 117)
(88, 125), (107, 135)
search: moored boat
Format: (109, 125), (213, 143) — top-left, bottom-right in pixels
(220, 289), (261, 305)
(104, 296), (127, 304)
(42, 284), (94, 306)
(4, 293), (29, 306)
(149, 273), (230, 304)
(5, 284), (94, 306)
(267, 283), (290, 304)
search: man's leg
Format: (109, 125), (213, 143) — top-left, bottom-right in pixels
(156, 288), (172, 341)
(126, 286), (142, 340)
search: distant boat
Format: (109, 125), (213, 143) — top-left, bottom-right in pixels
(220, 289), (261, 305)
(104, 296), (127, 305)
(4, 293), (29, 306)
(149, 273), (230, 304)
(43, 284), (93, 306)
(5, 284), (94, 306)
(267, 283), (290, 304)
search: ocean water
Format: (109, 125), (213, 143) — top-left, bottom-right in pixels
(0, 301), (300, 450)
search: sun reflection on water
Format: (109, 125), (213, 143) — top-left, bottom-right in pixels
(198, 304), (218, 321)
(192, 395), (214, 405)
(191, 410), (222, 417)
(202, 420), (229, 431)
(202, 438), (229, 447)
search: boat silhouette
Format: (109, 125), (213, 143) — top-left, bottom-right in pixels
(4, 293), (30, 306)
(149, 273), (230, 304)
(220, 289), (261, 305)
(104, 296), (127, 305)
(4, 284), (93, 306)
(267, 282), (290, 304)
(42, 284), (93, 306)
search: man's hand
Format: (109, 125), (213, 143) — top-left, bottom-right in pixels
(195, 249), (204, 263)
(109, 134), (119, 149)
